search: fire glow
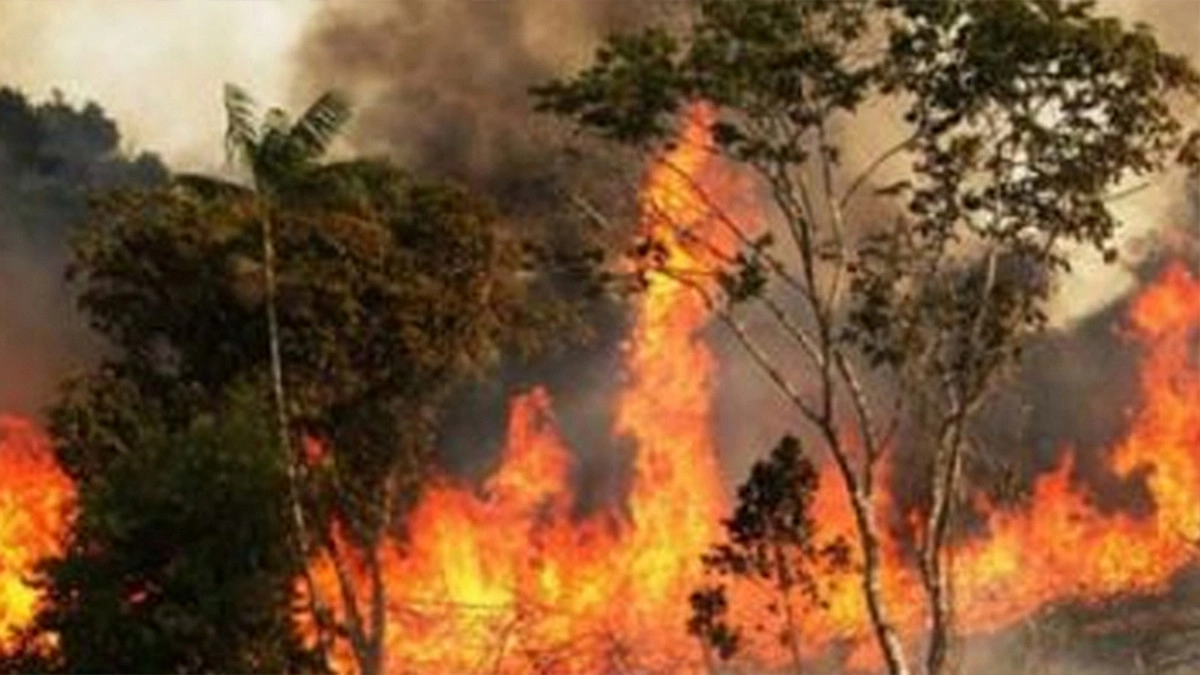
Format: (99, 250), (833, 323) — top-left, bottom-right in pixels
(3, 109), (1199, 672)
(0, 415), (71, 646)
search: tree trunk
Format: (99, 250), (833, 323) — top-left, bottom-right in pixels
(262, 206), (332, 667)
(852, 489), (912, 675)
(364, 543), (387, 675)
(922, 426), (964, 675)
(773, 544), (805, 675)
(261, 209), (294, 481)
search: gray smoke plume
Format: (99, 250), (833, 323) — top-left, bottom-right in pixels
(297, 0), (680, 511)
(297, 1), (667, 200)
(0, 87), (166, 415)
(297, 0), (1200, 521)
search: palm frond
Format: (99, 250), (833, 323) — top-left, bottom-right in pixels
(262, 107), (292, 137)
(288, 91), (352, 163)
(252, 108), (299, 189)
(223, 83), (259, 167)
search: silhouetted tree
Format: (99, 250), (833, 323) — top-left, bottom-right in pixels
(0, 87), (165, 412)
(689, 435), (847, 674)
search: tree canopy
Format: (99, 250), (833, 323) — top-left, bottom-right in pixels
(27, 88), (572, 675)
(60, 156), (563, 520)
(11, 386), (313, 675)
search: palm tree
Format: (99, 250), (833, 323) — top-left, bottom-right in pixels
(183, 84), (350, 426)
(178, 84), (352, 668)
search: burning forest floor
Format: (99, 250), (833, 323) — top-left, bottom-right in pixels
(1, 113), (1199, 675)
(959, 568), (1200, 675)
(1, 257), (1199, 675)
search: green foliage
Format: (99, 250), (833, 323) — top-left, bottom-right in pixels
(533, 0), (875, 150)
(219, 84), (352, 194)
(14, 386), (315, 674)
(62, 158), (564, 544)
(533, 29), (686, 145)
(535, 0), (1198, 375)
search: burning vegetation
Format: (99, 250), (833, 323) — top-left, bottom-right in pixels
(1, 1), (1199, 674)
(3, 106), (1199, 674)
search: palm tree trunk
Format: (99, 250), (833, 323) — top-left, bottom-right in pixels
(261, 204), (332, 667)
(262, 207), (290, 492)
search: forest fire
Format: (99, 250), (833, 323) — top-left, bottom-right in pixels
(1, 107), (1199, 673)
(305, 107), (740, 674)
(0, 416), (72, 650)
(304, 108), (1200, 674)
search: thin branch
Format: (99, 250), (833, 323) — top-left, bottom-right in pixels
(1101, 180), (1152, 204)
(839, 132), (919, 209)
(640, 189), (828, 373)
(831, 349), (881, 466)
(754, 293), (827, 372)
(322, 529), (371, 662)
(664, 270), (825, 429)
(569, 192), (618, 231)
(657, 157), (808, 294)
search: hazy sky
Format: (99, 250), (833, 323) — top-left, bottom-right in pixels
(0, 0), (1195, 324)
(0, 1), (320, 170)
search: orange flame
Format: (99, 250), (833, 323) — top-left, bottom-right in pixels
(1, 106), (1197, 674)
(306, 107), (737, 674)
(0, 415), (73, 649)
(954, 262), (1200, 622)
(803, 262), (1200, 670)
(303, 107), (1200, 674)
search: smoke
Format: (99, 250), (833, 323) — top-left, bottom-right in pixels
(1044, 0), (1200, 326)
(0, 0), (318, 171)
(0, 88), (166, 415)
(297, 1), (665, 197)
(298, 0), (678, 509)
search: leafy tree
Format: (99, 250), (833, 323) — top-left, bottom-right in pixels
(185, 85), (351, 478)
(4, 386), (314, 674)
(52, 89), (568, 675)
(175, 85), (356, 670)
(688, 436), (847, 674)
(535, 1), (1198, 673)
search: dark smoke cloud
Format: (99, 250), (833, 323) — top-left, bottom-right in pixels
(298, 1), (664, 201)
(298, 0), (682, 510)
(0, 87), (166, 415)
(298, 1), (1199, 519)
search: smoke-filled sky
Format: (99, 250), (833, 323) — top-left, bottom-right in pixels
(0, 1), (318, 171)
(0, 0), (1196, 419)
(1, 0), (1194, 259)
(1, 0), (1192, 288)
